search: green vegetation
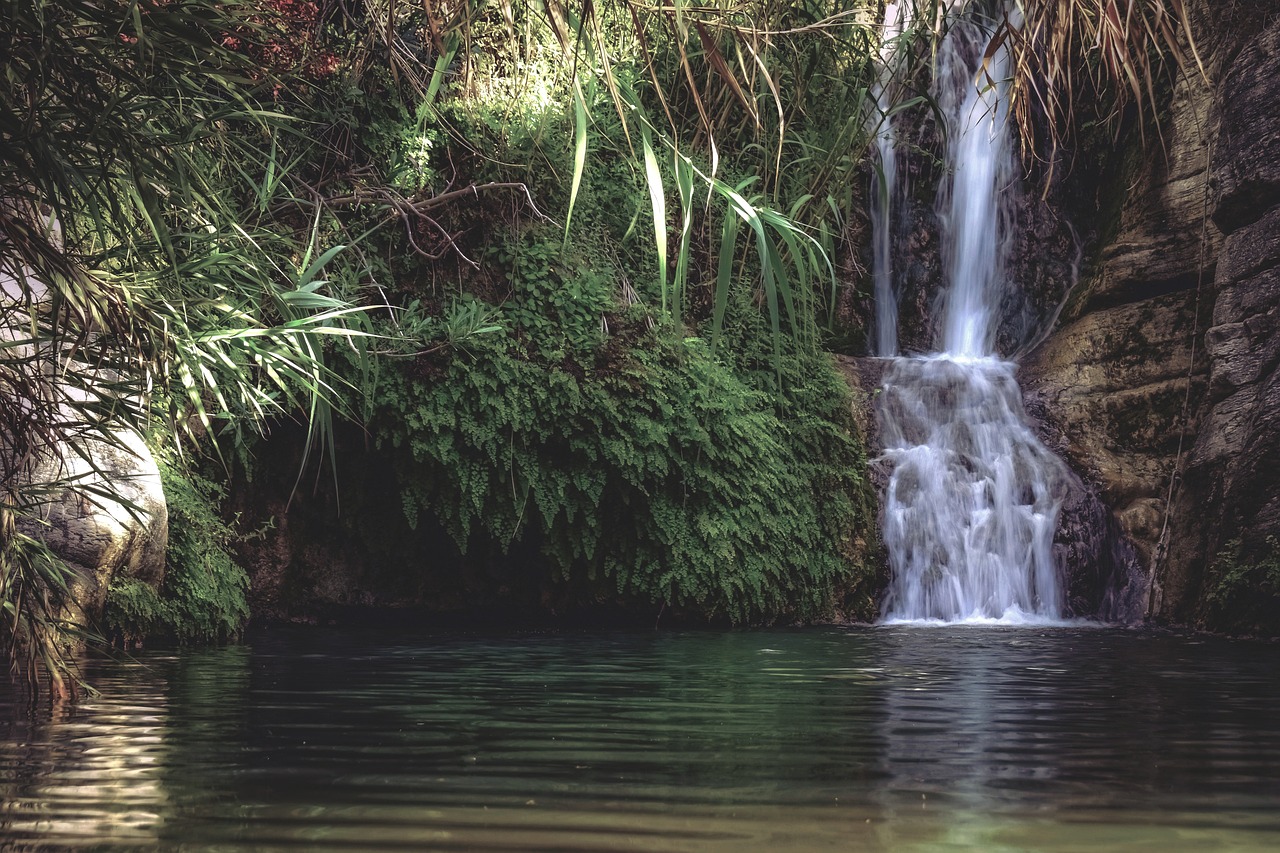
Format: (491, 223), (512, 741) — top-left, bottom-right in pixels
(1204, 538), (1280, 635)
(193, 0), (892, 624)
(106, 462), (249, 646)
(377, 291), (876, 622)
(0, 0), (371, 695)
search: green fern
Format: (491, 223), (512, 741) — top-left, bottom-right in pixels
(370, 278), (877, 623)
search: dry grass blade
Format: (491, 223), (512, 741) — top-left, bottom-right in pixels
(991, 0), (1201, 179)
(695, 20), (759, 127)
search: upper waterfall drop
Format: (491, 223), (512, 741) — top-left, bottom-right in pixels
(869, 0), (914, 357)
(935, 9), (1017, 359)
(875, 2), (1073, 625)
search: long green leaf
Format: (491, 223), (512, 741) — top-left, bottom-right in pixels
(299, 244), (347, 290)
(563, 78), (589, 249)
(711, 207), (741, 350)
(640, 123), (667, 315)
(423, 33), (460, 118)
(672, 153), (695, 325)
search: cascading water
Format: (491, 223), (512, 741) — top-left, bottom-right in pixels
(869, 1), (914, 357)
(933, 5), (1016, 360)
(878, 356), (1069, 622)
(876, 2), (1073, 624)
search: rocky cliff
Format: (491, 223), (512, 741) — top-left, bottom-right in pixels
(1022, 0), (1280, 632)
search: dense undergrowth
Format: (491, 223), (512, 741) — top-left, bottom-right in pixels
(83, 0), (887, 639)
(267, 40), (881, 621)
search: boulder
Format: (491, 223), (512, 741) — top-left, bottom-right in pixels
(15, 427), (168, 624)
(2, 211), (168, 627)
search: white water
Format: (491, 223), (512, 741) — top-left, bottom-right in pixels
(869, 1), (914, 357)
(934, 8), (1018, 358)
(878, 3), (1072, 624)
(878, 355), (1069, 622)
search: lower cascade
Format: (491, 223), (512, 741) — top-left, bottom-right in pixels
(878, 356), (1070, 622)
(874, 1), (1072, 624)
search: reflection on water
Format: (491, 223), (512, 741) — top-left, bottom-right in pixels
(2, 627), (1279, 851)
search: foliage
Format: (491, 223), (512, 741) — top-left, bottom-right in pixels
(489, 234), (612, 360)
(1203, 537), (1280, 635)
(0, 0), (371, 695)
(259, 0), (883, 357)
(105, 462), (250, 646)
(0, 519), (86, 699)
(240, 4), (880, 624)
(373, 265), (877, 622)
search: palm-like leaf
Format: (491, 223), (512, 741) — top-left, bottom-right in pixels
(0, 0), (371, 696)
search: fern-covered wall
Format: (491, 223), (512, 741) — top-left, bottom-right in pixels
(124, 1), (885, 634)
(226, 278), (880, 627)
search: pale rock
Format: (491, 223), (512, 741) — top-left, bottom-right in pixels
(15, 427), (168, 623)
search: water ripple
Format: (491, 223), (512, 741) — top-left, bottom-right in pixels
(1, 627), (1279, 850)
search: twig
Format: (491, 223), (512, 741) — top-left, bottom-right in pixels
(276, 181), (553, 267)
(318, 181), (551, 220)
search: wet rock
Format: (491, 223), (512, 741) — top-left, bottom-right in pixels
(1154, 11), (1280, 629)
(833, 355), (891, 495)
(1022, 285), (1205, 573)
(1056, 474), (1146, 621)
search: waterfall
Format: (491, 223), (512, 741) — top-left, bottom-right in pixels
(877, 2), (1073, 624)
(869, 1), (914, 357)
(934, 8), (1017, 359)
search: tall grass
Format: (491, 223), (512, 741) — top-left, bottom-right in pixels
(417, 0), (885, 347)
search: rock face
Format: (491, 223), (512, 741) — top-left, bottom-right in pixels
(15, 428), (168, 624)
(224, 422), (554, 627)
(1022, 1), (1280, 631)
(1160, 15), (1280, 630)
(3, 217), (168, 628)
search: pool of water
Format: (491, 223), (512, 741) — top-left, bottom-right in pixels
(2, 625), (1278, 851)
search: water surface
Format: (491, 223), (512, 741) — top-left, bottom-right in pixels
(2, 626), (1278, 851)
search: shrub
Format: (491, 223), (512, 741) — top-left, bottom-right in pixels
(1203, 537), (1280, 635)
(375, 292), (875, 623)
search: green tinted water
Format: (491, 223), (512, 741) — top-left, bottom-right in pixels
(2, 626), (1278, 851)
